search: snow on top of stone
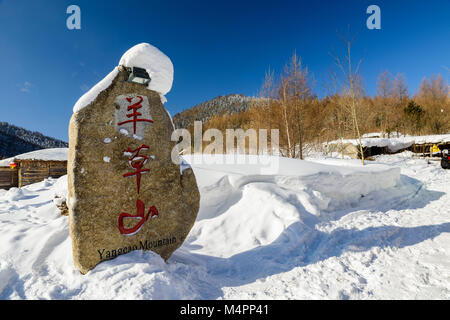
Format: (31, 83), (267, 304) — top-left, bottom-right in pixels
(119, 43), (173, 96)
(72, 43), (173, 113)
(73, 67), (119, 113)
(0, 148), (68, 166)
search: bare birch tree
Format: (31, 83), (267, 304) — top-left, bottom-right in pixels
(329, 28), (366, 165)
(277, 52), (312, 159)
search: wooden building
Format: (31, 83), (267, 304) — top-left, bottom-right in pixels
(0, 166), (18, 189)
(17, 159), (67, 187)
(0, 148), (68, 189)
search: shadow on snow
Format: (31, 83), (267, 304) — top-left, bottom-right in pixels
(173, 174), (447, 298)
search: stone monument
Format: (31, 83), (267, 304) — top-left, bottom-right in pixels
(68, 43), (200, 274)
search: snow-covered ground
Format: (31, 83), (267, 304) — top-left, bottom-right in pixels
(0, 152), (449, 299)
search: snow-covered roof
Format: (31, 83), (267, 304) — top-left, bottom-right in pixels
(0, 148), (68, 166)
(327, 133), (450, 153)
(73, 43), (173, 113)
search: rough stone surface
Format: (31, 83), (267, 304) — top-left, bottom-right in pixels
(68, 67), (200, 274)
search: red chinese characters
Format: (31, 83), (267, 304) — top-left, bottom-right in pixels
(116, 96), (159, 236)
(122, 144), (150, 194)
(117, 95), (153, 134)
(118, 199), (158, 235)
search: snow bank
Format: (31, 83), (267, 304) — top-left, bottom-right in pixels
(182, 155), (401, 258)
(184, 154), (400, 212)
(73, 43), (173, 113)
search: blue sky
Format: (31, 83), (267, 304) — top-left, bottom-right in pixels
(0, 0), (448, 141)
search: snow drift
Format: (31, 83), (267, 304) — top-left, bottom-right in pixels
(183, 155), (403, 258)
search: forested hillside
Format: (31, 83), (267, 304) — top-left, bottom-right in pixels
(0, 122), (68, 159)
(173, 94), (264, 129)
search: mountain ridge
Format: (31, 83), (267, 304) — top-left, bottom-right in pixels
(173, 93), (263, 129)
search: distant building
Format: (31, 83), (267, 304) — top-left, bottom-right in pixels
(326, 134), (450, 159)
(0, 148), (67, 189)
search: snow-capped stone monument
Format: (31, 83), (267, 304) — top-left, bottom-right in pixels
(68, 43), (200, 274)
